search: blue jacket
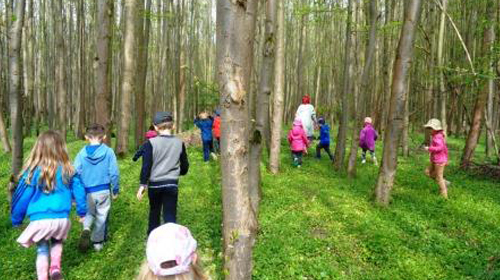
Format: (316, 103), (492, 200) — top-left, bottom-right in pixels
(11, 167), (87, 226)
(319, 124), (331, 145)
(194, 118), (214, 141)
(74, 144), (120, 195)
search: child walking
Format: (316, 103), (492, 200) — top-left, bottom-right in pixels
(316, 117), (334, 161)
(194, 111), (216, 162)
(11, 130), (87, 280)
(359, 117), (378, 165)
(424, 119), (450, 199)
(212, 109), (221, 154)
(137, 112), (190, 235)
(134, 125), (159, 162)
(136, 223), (207, 280)
(74, 123), (120, 252)
(288, 118), (309, 167)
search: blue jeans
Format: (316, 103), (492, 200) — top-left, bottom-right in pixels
(202, 140), (213, 162)
(147, 187), (178, 235)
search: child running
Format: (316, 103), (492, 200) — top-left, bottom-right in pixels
(316, 117), (334, 161)
(194, 111), (216, 162)
(134, 125), (159, 162)
(288, 118), (309, 167)
(137, 112), (189, 235)
(11, 130), (87, 280)
(74, 123), (120, 252)
(359, 117), (378, 165)
(136, 223), (207, 280)
(424, 118), (450, 199)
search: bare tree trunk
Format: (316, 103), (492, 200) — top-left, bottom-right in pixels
(116, 0), (140, 156)
(9, 0), (25, 175)
(216, 0), (259, 278)
(53, 0), (67, 138)
(178, 37), (186, 133)
(269, 0), (284, 175)
(76, 0), (86, 139)
(249, 0), (276, 214)
(437, 0), (448, 135)
(375, 0), (422, 206)
(0, 100), (10, 152)
(95, 0), (114, 144)
(461, 0), (496, 167)
(333, 0), (353, 171)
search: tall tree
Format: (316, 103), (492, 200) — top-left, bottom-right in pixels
(249, 0), (276, 213)
(76, 0), (86, 139)
(9, 0), (26, 175)
(216, 0), (259, 279)
(269, 0), (285, 174)
(53, 0), (67, 137)
(95, 0), (114, 144)
(461, 0), (496, 167)
(116, 0), (140, 156)
(375, 0), (422, 206)
(437, 0), (448, 135)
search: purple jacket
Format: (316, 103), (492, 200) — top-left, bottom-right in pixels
(359, 123), (378, 151)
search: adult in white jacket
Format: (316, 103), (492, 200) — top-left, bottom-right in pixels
(295, 95), (317, 141)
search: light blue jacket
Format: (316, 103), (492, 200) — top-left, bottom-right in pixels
(11, 167), (87, 226)
(74, 144), (120, 195)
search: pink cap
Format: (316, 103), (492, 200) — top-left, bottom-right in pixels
(146, 223), (197, 276)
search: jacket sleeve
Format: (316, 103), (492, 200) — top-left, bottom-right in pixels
(73, 151), (83, 175)
(71, 174), (87, 217)
(132, 144), (145, 162)
(108, 149), (120, 195)
(359, 129), (365, 146)
(311, 106), (317, 122)
(194, 118), (201, 129)
(179, 143), (189, 176)
(374, 130), (379, 141)
(428, 135), (445, 153)
(11, 174), (35, 226)
(140, 141), (154, 185)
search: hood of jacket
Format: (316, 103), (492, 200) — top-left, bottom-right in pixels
(83, 144), (108, 165)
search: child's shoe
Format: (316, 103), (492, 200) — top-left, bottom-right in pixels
(210, 152), (218, 160)
(78, 229), (91, 252)
(50, 269), (63, 280)
(361, 159), (366, 164)
(93, 243), (104, 251)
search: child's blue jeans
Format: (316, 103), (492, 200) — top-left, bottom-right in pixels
(202, 140), (213, 162)
(147, 186), (178, 235)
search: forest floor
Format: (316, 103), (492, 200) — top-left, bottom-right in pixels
(1, 132), (500, 280)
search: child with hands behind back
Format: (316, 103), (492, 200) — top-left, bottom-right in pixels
(11, 130), (87, 280)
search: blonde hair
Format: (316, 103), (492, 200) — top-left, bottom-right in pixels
(20, 130), (74, 193)
(136, 261), (208, 280)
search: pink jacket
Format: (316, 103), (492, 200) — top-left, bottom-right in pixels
(288, 120), (308, 152)
(428, 131), (448, 164)
(145, 130), (158, 140)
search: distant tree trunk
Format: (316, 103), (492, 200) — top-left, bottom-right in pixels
(0, 104), (11, 152)
(135, 0), (151, 146)
(348, 0), (378, 177)
(437, 0), (448, 135)
(116, 0), (140, 156)
(178, 38), (186, 133)
(76, 0), (86, 139)
(9, 0), (26, 175)
(53, 0), (67, 138)
(269, 0), (284, 174)
(95, 0), (114, 144)
(333, 0), (353, 171)
(402, 79), (410, 157)
(461, 0), (496, 167)
(216, 0), (259, 278)
(375, 0), (422, 206)
(249, 0), (276, 213)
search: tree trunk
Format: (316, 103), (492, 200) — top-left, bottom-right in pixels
(437, 0), (448, 135)
(269, 0), (284, 175)
(249, 0), (276, 214)
(53, 0), (67, 138)
(461, 0), (496, 167)
(76, 0), (86, 139)
(333, 0), (353, 171)
(0, 102), (11, 152)
(216, 0), (259, 279)
(116, 0), (140, 156)
(178, 37), (186, 133)
(95, 0), (114, 144)
(375, 0), (422, 206)
(9, 0), (26, 175)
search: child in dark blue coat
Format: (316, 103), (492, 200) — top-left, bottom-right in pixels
(316, 117), (334, 161)
(194, 111), (216, 162)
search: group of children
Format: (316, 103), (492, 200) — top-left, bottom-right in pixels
(287, 112), (450, 199)
(11, 112), (206, 280)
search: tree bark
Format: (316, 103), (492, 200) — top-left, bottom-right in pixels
(76, 0), (86, 139)
(95, 0), (114, 144)
(437, 0), (448, 135)
(461, 0), (496, 167)
(269, 0), (284, 175)
(216, 0), (259, 279)
(53, 0), (67, 138)
(9, 0), (26, 175)
(375, 0), (422, 206)
(116, 0), (140, 156)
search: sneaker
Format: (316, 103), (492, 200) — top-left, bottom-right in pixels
(93, 243), (104, 251)
(78, 229), (91, 252)
(210, 152), (218, 160)
(361, 159), (366, 164)
(50, 269), (63, 280)
(297, 165), (301, 168)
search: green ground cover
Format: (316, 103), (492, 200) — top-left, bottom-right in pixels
(0, 133), (499, 279)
